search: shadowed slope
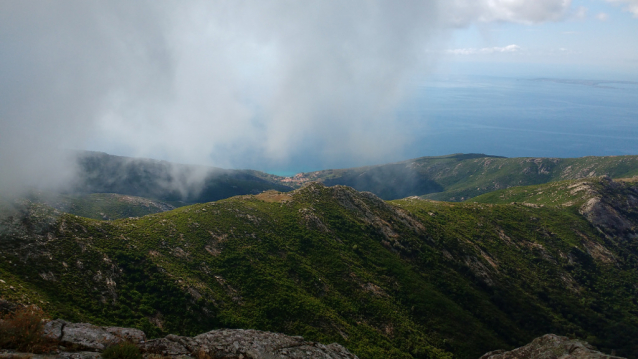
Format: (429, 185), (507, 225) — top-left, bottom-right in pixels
(72, 151), (293, 204)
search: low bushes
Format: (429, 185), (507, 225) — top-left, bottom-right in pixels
(0, 305), (55, 353)
(101, 341), (142, 359)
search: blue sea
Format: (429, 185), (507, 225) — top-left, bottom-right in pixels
(265, 74), (638, 176)
(399, 75), (638, 159)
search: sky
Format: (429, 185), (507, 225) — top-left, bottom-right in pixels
(1, 0), (637, 193)
(442, 0), (638, 79)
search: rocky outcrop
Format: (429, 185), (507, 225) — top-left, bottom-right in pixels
(0, 350), (101, 359)
(579, 197), (632, 233)
(479, 334), (624, 359)
(141, 328), (358, 359)
(42, 320), (146, 351)
(39, 319), (357, 358)
(577, 177), (638, 239)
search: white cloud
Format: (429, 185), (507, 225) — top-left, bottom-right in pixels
(606, 0), (638, 17)
(0, 0), (446, 193)
(447, 44), (522, 55)
(0, 0), (589, 195)
(597, 12), (610, 21)
(573, 6), (588, 19)
(443, 0), (573, 25)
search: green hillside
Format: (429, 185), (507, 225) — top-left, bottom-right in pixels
(23, 192), (175, 220)
(470, 175), (638, 207)
(276, 154), (638, 201)
(73, 151), (293, 204)
(69, 152), (638, 205)
(1, 179), (638, 358)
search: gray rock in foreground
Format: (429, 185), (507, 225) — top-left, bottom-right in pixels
(140, 328), (358, 359)
(43, 319), (146, 351)
(480, 334), (624, 359)
(41, 319), (358, 358)
(0, 349), (100, 359)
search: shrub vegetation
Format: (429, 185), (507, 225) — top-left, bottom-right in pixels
(101, 342), (142, 359)
(0, 305), (55, 353)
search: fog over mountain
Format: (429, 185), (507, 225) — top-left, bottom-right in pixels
(0, 0), (585, 196)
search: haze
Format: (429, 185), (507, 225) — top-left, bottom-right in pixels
(1, 0), (637, 192)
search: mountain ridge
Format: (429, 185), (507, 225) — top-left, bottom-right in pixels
(273, 154), (638, 201)
(58, 151), (638, 210)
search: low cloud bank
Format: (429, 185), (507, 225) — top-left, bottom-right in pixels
(0, 0), (574, 197)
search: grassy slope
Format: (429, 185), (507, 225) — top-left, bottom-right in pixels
(275, 154), (638, 201)
(1, 181), (638, 358)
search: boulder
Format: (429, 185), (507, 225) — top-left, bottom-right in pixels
(42, 319), (65, 341)
(42, 320), (146, 351)
(479, 334), (624, 359)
